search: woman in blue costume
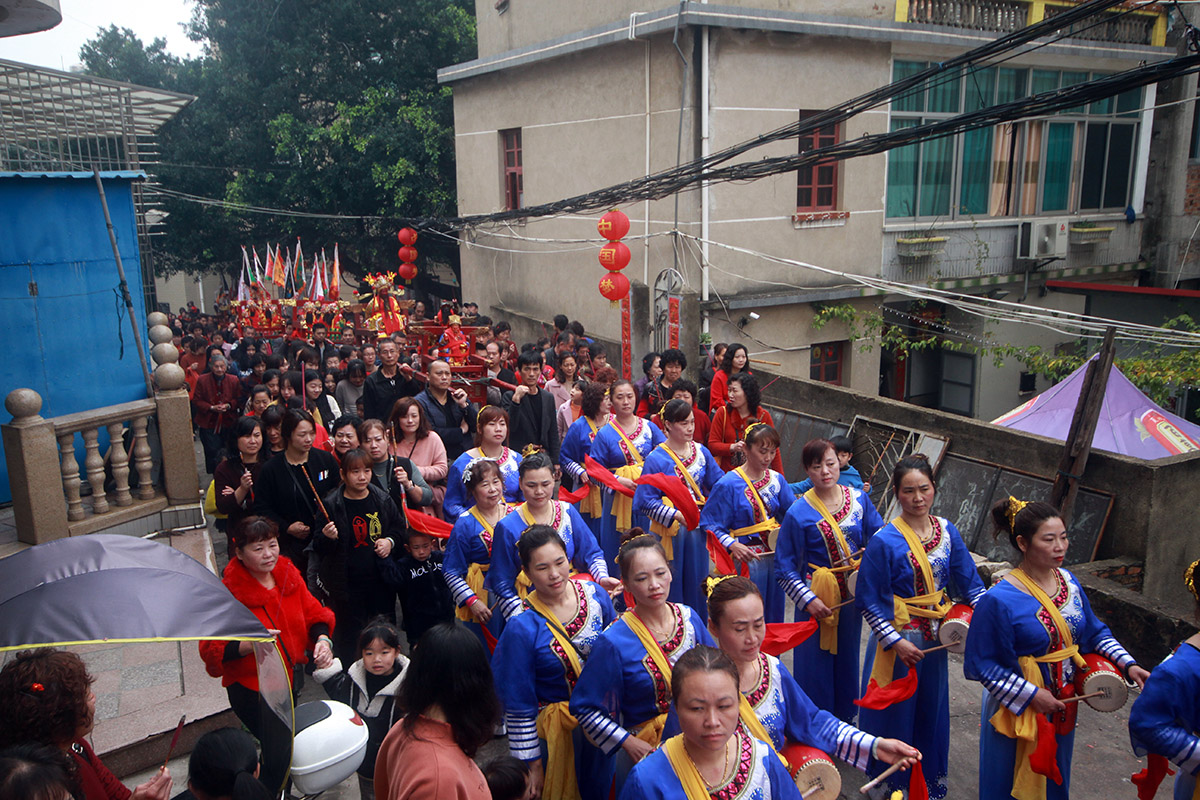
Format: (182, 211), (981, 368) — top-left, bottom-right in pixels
(698, 424), (792, 623)
(633, 398), (724, 619)
(487, 449), (618, 620)
(855, 454), (986, 800)
(571, 532), (715, 799)
(442, 457), (517, 652)
(493, 525), (617, 800)
(1129, 558), (1200, 800)
(964, 497), (1148, 800)
(777, 438), (884, 722)
(590, 379), (665, 576)
(443, 405), (521, 518)
(560, 382), (612, 541)
(618, 646), (800, 800)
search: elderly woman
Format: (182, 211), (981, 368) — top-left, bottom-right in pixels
(0, 649), (173, 800)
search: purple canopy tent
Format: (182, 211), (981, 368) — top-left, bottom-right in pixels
(992, 358), (1200, 459)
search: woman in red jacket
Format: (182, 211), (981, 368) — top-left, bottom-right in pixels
(200, 516), (335, 796)
(707, 372), (783, 472)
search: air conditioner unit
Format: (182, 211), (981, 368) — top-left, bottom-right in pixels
(1016, 218), (1069, 260)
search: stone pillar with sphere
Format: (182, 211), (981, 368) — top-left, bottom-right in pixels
(147, 312), (201, 504)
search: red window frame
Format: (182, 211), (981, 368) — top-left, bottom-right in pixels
(797, 111), (839, 212)
(502, 128), (523, 211)
(810, 341), (845, 385)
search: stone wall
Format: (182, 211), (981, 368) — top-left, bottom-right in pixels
(756, 370), (1200, 613)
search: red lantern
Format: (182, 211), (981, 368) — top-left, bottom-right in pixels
(597, 210), (630, 242)
(397, 228), (418, 246)
(398, 262), (418, 280)
(599, 271), (630, 302)
(598, 241), (631, 272)
(398, 246), (418, 263)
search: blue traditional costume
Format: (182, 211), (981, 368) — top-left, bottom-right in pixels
(442, 502), (516, 651)
(1129, 642), (1200, 800)
(561, 414), (609, 540)
(493, 579), (617, 800)
(618, 728), (801, 800)
(698, 468), (793, 623)
(856, 515), (984, 799)
(570, 602), (715, 797)
(776, 486), (884, 721)
(443, 446), (521, 519)
(633, 442), (724, 618)
(590, 418), (665, 575)
(964, 566), (1135, 800)
(487, 501), (608, 620)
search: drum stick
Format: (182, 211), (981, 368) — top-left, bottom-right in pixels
(750, 358), (782, 366)
(922, 641), (959, 655)
(1062, 690), (1107, 704)
(860, 760), (907, 793)
(834, 548), (864, 566)
(829, 598), (856, 611)
(801, 783), (826, 799)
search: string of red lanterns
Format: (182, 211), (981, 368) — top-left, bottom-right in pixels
(597, 209), (631, 304)
(397, 228), (419, 281)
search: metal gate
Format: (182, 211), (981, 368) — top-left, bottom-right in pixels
(653, 267), (685, 353)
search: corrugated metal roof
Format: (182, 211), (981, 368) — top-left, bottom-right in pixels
(0, 171), (146, 180)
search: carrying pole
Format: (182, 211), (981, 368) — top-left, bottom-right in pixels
(94, 169), (154, 398)
(1049, 327), (1116, 525)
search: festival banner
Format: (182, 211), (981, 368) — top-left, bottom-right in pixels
(620, 293), (632, 380)
(668, 296), (680, 349)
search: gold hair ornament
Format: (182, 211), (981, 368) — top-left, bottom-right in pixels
(743, 421), (767, 442)
(1005, 496), (1029, 529)
(521, 443), (544, 459)
(1185, 559), (1200, 603)
(704, 574), (737, 598)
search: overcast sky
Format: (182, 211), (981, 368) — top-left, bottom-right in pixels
(1, 1), (199, 72)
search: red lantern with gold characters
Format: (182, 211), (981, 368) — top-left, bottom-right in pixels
(599, 271), (630, 303)
(397, 228), (418, 246)
(598, 241), (631, 272)
(398, 246), (418, 263)
(398, 262), (418, 281)
(597, 209), (630, 242)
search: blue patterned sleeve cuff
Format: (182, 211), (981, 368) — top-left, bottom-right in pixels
(833, 723), (877, 771)
(499, 595), (524, 620)
(716, 531), (735, 549)
(505, 711), (541, 762)
(444, 572), (476, 607)
(980, 667), (1038, 715)
(861, 607), (901, 649)
(1094, 637), (1135, 672)
(782, 577), (816, 608)
(577, 710), (629, 755)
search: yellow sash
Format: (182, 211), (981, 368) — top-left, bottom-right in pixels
(729, 468), (781, 543)
(663, 734), (714, 800)
(989, 569), (1087, 800)
(738, 693), (789, 769)
(867, 517), (954, 687)
(526, 589), (584, 800)
(649, 443), (708, 560)
(576, 419), (606, 519)
(803, 488), (859, 654)
(607, 420), (645, 530)
(514, 503), (540, 599)
(455, 507), (496, 623)
(623, 609), (674, 748)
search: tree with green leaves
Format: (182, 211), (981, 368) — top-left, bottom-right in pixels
(79, 1), (475, 290)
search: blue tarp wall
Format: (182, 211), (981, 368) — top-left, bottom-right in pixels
(0, 172), (150, 503)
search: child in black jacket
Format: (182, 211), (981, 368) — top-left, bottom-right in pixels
(312, 618), (409, 800)
(379, 529), (455, 648)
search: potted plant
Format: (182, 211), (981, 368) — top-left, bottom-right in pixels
(1068, 220), (1114, 246)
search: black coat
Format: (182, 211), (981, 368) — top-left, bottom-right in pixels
(362, 367), (422, 423)
(502, 387), (560, 463)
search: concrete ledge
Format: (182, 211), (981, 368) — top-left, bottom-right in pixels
(1076, 570), (1198, 667)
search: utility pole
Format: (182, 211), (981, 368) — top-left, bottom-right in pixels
(1049, 327), (1116, 525)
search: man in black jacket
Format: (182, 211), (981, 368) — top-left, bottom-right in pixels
(416, 359), (477, 462)
(502, 350), (560, 465)
(362, 339), (421, 422)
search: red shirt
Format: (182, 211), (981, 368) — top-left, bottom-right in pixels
(708, 405), (783, 473)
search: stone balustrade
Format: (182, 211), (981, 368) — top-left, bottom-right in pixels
(2, 311), (200, 544)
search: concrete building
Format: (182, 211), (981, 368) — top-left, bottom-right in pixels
(441, 0), (1191, 420)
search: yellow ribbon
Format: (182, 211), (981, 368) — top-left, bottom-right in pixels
(650, 502), (679, 560)
(536, 702), (581, 800)
(611, 464), (642, 530)
(580, 483), (604, 519)
(803, 488), (858, 654)
(1007, 568), (1088, 672)
(728, 468), (780, 548)
(649, 443), (709, 559)
(455, 563), (489, 623)
(867, 517), (953, 688)
(632, 714), (668, 748)
(623, 609), (675, 732)
(662, 734), (712, 800)
(738, 693), (789, 768)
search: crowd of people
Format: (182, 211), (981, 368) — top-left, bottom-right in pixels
(1, 300), (1197, 800)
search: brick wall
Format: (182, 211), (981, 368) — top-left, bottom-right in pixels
(1186, 164), (1200, 216)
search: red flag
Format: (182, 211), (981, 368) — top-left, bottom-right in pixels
(706, 531), (749, 577)
(854, 666), (919, 710)
(408, 508), (453, 539)
(584, 455), (634, 498)
(908, 760), (929, 800)
(1132, 754), (1176, 800)
(1029, 715), (1063, 785)
(761, 621), (818, 656)
(634, 472), (700, 530)
(272, 245), (286, 287)
(559, 484), (590, 504)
